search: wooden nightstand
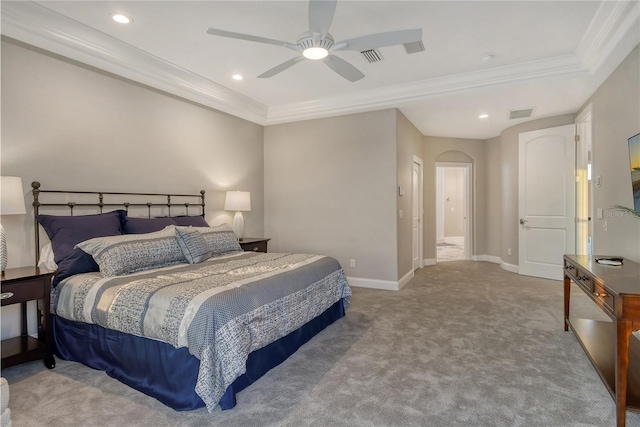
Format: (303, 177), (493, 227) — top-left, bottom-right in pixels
(1, 267), (55, 369)
(239, 238), (270, 253)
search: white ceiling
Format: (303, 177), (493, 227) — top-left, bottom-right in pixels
(2, 1), (639, 139)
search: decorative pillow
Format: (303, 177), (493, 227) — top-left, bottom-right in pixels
(175, 227), (212, 264)
(37, 243), (58, 271)
(190, 223), (242, 256)
(170, 215), (209, 227)
(124, 217), (176, 234)
(37, 210), (126, 286)
(76, 225), (186, 277)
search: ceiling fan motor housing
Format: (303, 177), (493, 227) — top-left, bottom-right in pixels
(297, 32), (334, 50)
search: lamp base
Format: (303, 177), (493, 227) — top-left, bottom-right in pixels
(1, 223), (7, 272)
(232, 211), (245, 239)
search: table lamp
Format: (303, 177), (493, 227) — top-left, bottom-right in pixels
(224, 190), (251, 239)
(1, 176), (27, 271)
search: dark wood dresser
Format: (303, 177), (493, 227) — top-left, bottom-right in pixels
(564, 255), (640, 427)
(239, 238), (270, 253)
(1, 266), (56, 369)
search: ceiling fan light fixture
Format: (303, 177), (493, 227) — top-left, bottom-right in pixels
(302, 47), (329, 60)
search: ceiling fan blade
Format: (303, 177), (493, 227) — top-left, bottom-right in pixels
(207, 28), (298, 51)
(309, 0), (337, 40)
(258, 57), (305, 78)
(323, 55), (364, 82)
(333, 28), (423, 52)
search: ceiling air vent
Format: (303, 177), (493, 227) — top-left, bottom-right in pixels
(509, 108), (534, 120)
(360, 49), (383, 64)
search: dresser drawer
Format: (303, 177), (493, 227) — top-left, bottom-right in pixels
(1, 278), (46, 306)
(564, 260), (578, 281)
(592, 282), (615, 315)
(243, 241), (268, 253)
(573, 269), (593, 294)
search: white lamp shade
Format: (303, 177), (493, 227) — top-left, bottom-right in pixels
(224, 191), (251, 212)
(1, 176), (27, 215)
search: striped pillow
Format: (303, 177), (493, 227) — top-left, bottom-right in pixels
(76, 225), (186, 276)
(175, 227), (212, 264)
(186, 224), (242, 256)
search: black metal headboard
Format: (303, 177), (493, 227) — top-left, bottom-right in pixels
(31, 181), (205, 264)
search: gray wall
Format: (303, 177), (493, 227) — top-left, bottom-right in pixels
(578, 43), (640, 262)
(423, 137), (488, 260)
(1, 36), (265, 298)
(396, 110), (424, 280)
(264, 110), (398, 282)
(498, 114), (577, 266)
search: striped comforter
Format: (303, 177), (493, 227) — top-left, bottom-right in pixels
(52, 251), (351, 410)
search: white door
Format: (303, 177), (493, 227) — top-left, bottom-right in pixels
(519, 124), (576, 280)
(412, 158), (423, 270)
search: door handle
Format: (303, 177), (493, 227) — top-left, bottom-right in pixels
(520, 218), (527, 225)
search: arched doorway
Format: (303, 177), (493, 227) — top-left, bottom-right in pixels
(435, 151), (473, 262)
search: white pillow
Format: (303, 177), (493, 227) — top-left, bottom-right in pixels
(37, 243), (58, 271)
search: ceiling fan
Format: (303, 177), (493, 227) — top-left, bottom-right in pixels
(206, 0), (423, 82)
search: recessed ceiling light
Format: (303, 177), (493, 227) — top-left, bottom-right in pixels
(479, 114), (489, 119)
(232, 74), (244, 81)
(481, 54), (494, 63)
(111, 13), (132, 24)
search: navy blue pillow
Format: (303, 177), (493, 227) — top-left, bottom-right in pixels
(124, 217), (176, 234)
(37, 210), (126, 286)
(171, 216), (209, 227)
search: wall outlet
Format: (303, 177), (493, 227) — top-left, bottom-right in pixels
(350, 259), (356, 268)
(507, 248), (512, 256)
(398, 210), (403, 219)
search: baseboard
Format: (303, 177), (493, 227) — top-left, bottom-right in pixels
(500, 261), (519, 274)
(398, 270), (414, 290)
(346, 276), (404, 291)
(471, 255), (501, 264)
(423, 258), (436, 266)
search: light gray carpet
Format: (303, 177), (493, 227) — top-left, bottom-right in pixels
(2, 261), (639, 427)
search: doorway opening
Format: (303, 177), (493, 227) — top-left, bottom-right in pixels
(436, 163), (472, 262)
(575, 105), (593, 255)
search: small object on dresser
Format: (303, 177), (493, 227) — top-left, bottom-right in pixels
(224, 191), (251, 239)
(239, 238), (270, 253)
(595, 257), (624, 266)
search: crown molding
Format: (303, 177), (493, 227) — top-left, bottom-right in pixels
(1, 1), (636, 127)
(265, 54), (587, 124)
(0, 1), (268, 124)
(576, 0), (640, 72)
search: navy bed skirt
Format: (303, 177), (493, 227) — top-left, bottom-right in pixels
(53, 298), (346, 411)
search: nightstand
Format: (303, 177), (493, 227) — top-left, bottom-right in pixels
(239, 238), (270, 253)
(1, 267), (55, 369)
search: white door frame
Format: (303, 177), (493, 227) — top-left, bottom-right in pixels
(435, 162), (473, 260)
(575, 104), (593, 255)
(413, 156), (424, 270)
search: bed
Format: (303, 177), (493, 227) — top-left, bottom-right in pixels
(31, 182), (351, 411)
